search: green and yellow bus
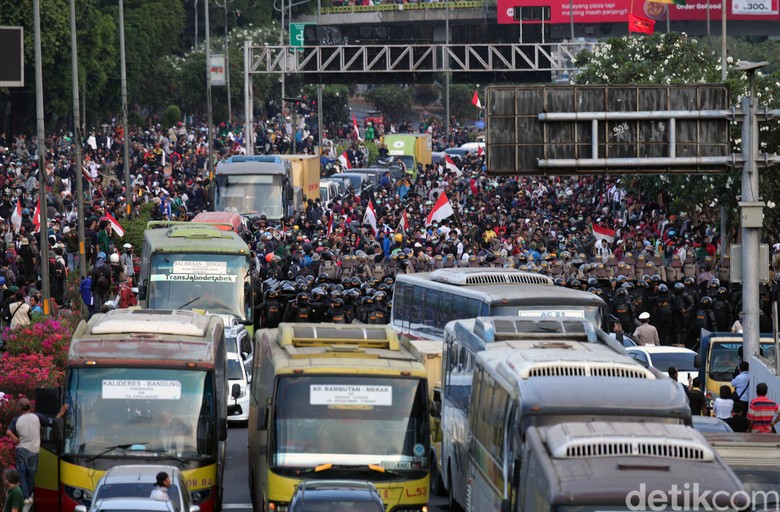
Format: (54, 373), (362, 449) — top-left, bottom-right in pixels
(138, 221), (255, 331)
(35, 309), (228, 512)
(248, 324), (431, 512)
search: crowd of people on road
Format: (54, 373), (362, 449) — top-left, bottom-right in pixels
(0, 111), (771, 350)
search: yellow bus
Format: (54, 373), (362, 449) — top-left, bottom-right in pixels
(35, 309), (228, 512)
(248, 323), (431, 512)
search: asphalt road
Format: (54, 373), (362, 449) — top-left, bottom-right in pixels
(222, 426), (447, 511)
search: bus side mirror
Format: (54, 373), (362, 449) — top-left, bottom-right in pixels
(138, 282), (147, 300)
(259, 403), (270, 431)
(218, 419), (228, 442)
(694, 355), (703, 369)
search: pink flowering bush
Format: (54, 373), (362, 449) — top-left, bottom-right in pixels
(4, 318), (74, 370)
(0, 353), (62, 401)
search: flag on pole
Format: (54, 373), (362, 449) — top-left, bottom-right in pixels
(444, 154), (461, 175)
(103, 212), (125, 237)
(628, 13), (655, 34)
(471, 90), (483, 109)
(363, 200), (378, 235)
(591, 224), (616, 245)
(397, 210), (409, 233)
(11, 199), (22, 233)
(327, 214), (334, 237)
(477, 146), (485, 157)
(338, 151), (352, 170)
(32, 198), (41, 232)
(352, 113), (361, 141)
(426, 192), (455, 226)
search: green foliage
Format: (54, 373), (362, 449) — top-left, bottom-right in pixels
(450, 84), (482, 125)
(161, 105), (182, 128)
(413, 84), (440, 108)
(120, 201), (155, 258)
(301, 85), (350, 130)
(363, 85), (412, 123)
(574, 32), (780, 241)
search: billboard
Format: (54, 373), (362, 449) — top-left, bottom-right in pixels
(496, 0), (780, 23)
(0, 27), (24, 87)
(210, 54), (225, 86)
(486, 84), (731, 175)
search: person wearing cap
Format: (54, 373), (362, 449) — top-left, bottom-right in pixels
(6, 397), (68, 502)
(121, 243), (136, 286)
(633, 312), (660, 346)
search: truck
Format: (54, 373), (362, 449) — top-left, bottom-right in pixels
(279, 154), (321, 201)
(212, 155), (302, 222)
(382, 133), (432, 173)
(697, 329), (777, 409)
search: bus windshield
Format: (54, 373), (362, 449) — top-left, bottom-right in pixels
(490, 305), (603, 329)
(63, 368), (215, 458)
(148, 253), (251, 322)
(215, 174), (284, 218)
(272, 376), (428, 471)
(710, 342), (776, 382)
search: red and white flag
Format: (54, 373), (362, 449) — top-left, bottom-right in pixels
(444, 154), (461, 175)
(103, 212), (125, 237)
(591, 224), (616, 245)
(628, 13), (655, 34)
(363, 200), (378, 235)
(352, 113), (361, 141)
(327, 214), (334, 237)
(472, 90), (483, 109)
(10, 199), (22, 233)
(32, 198), (41, 232)
(477, 146), (485, 157)
(426, 192), (454, 226)
(397, 210), (409, 233)
(338, 151), (351, 170)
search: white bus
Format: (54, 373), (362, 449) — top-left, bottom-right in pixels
(441, 316), (690, 512)
(391, 269), (606, 342)
(511, 422), (747, 512)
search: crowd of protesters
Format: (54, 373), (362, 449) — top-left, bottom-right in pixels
(0, 107), (767, 349)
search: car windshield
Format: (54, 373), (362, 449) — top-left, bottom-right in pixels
(95, 483), (181, 508)
(295, 501), (382, 512)
(648, 352), (697, 372)
(272, 376), (428, 470)
(64, 368), (215, 458)
(147, 253), (252, 321)
(228, 359), (244, 381)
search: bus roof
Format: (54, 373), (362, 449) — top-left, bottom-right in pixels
(191, 212), (244, 233)
(69, 309), (224, 367)
(529, 422), (746, 507)
(143, 223), (249, 254)
(260, 323), (426, 375)
(397, 270), (604, 306)
(215, 160), (290, 175)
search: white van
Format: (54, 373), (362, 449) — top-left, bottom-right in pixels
(227, 352), (250, 424)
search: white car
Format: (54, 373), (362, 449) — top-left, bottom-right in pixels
(626, 346), (699, 384)
(227, 352), (250, 424)
(225, 323), (253, 377)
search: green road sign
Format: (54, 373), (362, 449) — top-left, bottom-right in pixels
(289, 23), (312, 48)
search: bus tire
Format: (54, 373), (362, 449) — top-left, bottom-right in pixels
(448, 463), (464, 512)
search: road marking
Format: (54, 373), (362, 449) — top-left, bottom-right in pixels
(222, 504), (252, 509)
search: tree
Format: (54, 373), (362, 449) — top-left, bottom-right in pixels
(574, 33), (780, 241)
(301, 84), (350, 131)
(450, 84), (483, 126)
(363, 85), (412, 123)
(413, 84), (439, 108)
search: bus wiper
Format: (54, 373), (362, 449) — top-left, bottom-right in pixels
(176, 296), (202, 310)
(86, 443), (147, 463)
(305, 463), (401, 478)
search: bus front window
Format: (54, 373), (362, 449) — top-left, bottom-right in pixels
(215, 174), (284, 219)
(271, 376), (429, 476)
(148, 253), (251, 322)
(63, 368), (215, 458)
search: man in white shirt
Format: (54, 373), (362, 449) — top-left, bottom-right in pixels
(150, 472), (171, 502)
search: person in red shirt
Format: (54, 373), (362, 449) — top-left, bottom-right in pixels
(749, 382), (780, 433)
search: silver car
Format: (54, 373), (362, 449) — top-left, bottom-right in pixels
(74, 465), (200, 512)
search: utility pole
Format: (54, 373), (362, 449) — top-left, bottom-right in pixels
(70, 0), (87, 278)
(119, 0), (131, 217)
(244, 39), (254, 155)
(216, 0), (234, 124)
(206, 0), (215, 179)
(738, 61), (768, 362)
(317, 0), (323, 151)
(445, 0), (450, 140)
(33, 0), (51, 314)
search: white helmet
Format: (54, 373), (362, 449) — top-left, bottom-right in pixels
(123, 243), (132, 249)
(109, 253), (120, 264)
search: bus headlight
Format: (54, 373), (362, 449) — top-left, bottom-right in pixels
(65, 485), (93, 505)
(190, 488), (212, 504)
(269, 502), (288, 512)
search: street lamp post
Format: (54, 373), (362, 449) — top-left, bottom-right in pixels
(206, 0), (215, 178)
(69, 0), (87, 279)
(119, 0), (131, 217)
(215, 0), (235, 124)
